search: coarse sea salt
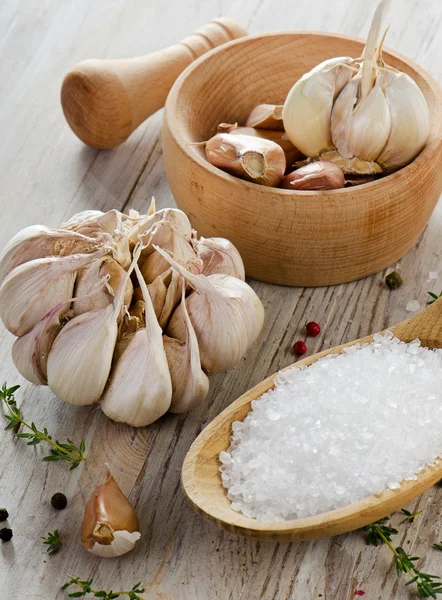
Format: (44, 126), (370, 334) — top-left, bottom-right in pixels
(220, 333), (442, 522)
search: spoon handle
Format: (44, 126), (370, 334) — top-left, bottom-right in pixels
(393, 297), (442, 349)
(61, 18), (248, 149)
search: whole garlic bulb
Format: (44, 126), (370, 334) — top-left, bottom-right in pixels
(81, 466), (141, 558)
(283, 0), (430, 174)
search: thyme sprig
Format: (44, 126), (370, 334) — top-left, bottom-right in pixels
(43, 529), (62, 555)
(401, 508), (423, 524)
(433, 543), (442, 552)
(1, 383), (86, 469)
(363, 516), (442, 598)
(428, 291), (442, 305)
(62, 576), (145, 599)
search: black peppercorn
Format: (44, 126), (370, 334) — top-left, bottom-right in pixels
(0, 508), (8, 522)
(0, 528), (13, 542)
(51, 493), (67, 510)
(385, 271), (403, 290)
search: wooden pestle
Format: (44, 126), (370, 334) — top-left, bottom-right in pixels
(61, 18), (247, 149)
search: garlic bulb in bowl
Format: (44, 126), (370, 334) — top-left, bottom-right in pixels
(283, 0), (430, 174)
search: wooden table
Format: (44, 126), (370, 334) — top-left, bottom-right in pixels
(0, 1), (441, 598)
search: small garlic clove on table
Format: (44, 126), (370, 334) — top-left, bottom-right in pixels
(82, 466), (141, 558)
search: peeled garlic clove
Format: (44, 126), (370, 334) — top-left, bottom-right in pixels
(377, 70), (430, 168)
(0, 225), (100, 285)
(81, 466), (140, 558)
(246, 104), (284, 130)
(100, 263), (172, 427)
(205, 133), (286, 187)
(12, 301), (68, 385)
(47, 249), (138, 406)
(219, 125), (303, 170)
(280, 161), (345, 191)
(140, 222), (197, 284)
(157, 247), (264, 375)
(194, 237), (245, 280)
(283, 57), (356, 157)
(73, 257), (133, 317)
(0, 249), (105, 336)
(164, 282), (209, 413)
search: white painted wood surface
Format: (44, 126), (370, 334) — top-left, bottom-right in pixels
(0, 1), (441, 598)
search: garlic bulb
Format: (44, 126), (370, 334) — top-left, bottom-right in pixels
(81, 466), (141, 558)
(194, 236), (245, 280)
(73, 257), (133, 317)
(283, 0), (430, 174)
(157, 247), (264, 375)
(0, 225), (101, 285)
(100, 263), (172, 427)
(46, 249), (138, 406)
(0, 249), (106, 336)
(12, 301), (68, 385)
(164, 283), (209, 413)
(205, 133), (286, 187)
(140, 221), (198, 284)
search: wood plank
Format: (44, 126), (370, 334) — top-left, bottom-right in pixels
(0, 0), (441, 598)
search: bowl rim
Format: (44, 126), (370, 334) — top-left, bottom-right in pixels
(165, 30), (442, 198)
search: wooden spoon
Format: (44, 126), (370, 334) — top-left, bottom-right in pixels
(182, 298), (442, 541)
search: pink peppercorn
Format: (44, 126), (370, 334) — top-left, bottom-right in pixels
(306, 321), (321, 337)
(293, 341), (307, 355)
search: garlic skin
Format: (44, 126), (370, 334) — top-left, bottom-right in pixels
(140, 222), (197, 284)
(163, 283), (209, 413)
(157, 247), (264, 375)
(12, 301), (68, 385)
(0, 249), (105, 336)
(283, 0), (430, 173)
(0, 225), (100, 285)
(82, 466), (140, 558)
(219, 124), (303, 169)
(246, 104), (284, 130)
(205, 133), (286, 187)
(100, 263), (172, 427)
(283, 57), (356, 157)
(194, 237), (245, 280)
(127, 205), (192, 247)
(47, 249), (136, 406)
(280, 162), (345, 191)
(73, 257), (133, 317)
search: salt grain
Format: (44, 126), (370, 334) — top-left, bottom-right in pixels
(429, 271), (439, 280)
(406, 300), (421, 312)
(220, 333), (442, 521)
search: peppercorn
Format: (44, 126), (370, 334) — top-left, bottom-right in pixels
(51, 493), (67, 510)
(293, 341), (307, 355)
(0, 508), (9, 522)
(0, 528), (13, 542)
(306, 321), (321, 337)
(385, 271), (403, 289)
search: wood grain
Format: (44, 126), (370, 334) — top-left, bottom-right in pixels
(163, 32), (442, 287)
(182, 298), (442, 541)
(0, 1), (441, 599)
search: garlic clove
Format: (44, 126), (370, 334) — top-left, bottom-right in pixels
(46, 248), (138, 406)
(283, 57), (357, 158)
(205, 133), (286, 187)
(100, 263), (172, 427)
(127, 205), (192, 247)
(81, 466), (140, 558)
(146, 270), (171, 320)
(0, 249), (106, 337)
(73, 257), (133, 317)
(140, 221), (197, 284)
(157, 247), (264, 375)
(12, 301), (68, 385)
(245, 104), (284, 130)
(164, 282), (209, 413)
(280, 161), (345, 190)
(157, 269), (184, 330)
(377, 69), (430, 168)
(0, 225), (100, 285)
(218, 124), (303, 170)
(332, 77), (391, 162)
(194, 237), (245, 280)
(61, 209), (121, 237)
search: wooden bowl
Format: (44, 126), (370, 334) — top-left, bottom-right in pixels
(181, 299), (442, 541)
(163, 32), (442, 287)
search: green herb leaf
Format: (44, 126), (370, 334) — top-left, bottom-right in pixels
(400, 508), (422, 524)
(427, 291), (442, 305)
(42, 529), (62, 556)
(62, 576), (145, 599)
